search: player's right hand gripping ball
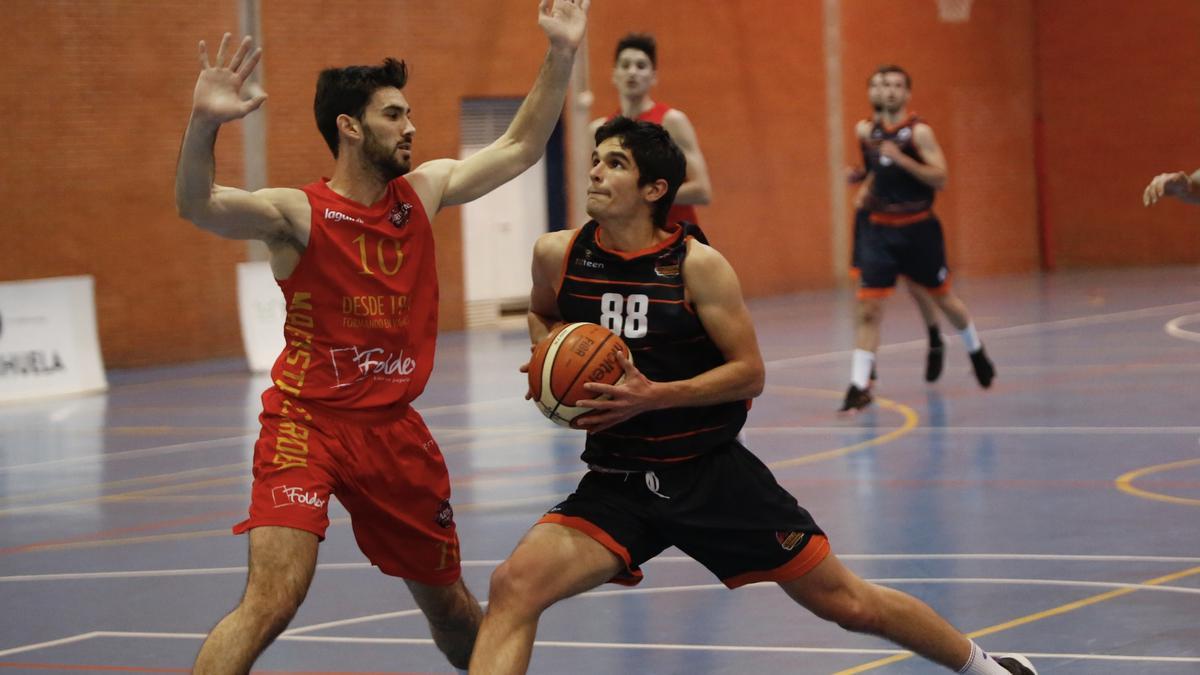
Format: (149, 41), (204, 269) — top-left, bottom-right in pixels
(528, 322), (631, 427)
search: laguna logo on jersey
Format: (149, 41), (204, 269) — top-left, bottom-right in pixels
(324, 208), (364, 224)
(272, 485), (327, 510)
(896, 126), (913, 142)
(389, 202), (414, 229)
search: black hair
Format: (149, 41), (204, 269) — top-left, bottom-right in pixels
(313, 58), (408, 157)
(594, 117), (685, 228)
(875, 64), (912, 89)
(614, 33), (657, 68)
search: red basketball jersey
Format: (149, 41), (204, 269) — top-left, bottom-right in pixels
(609, 102), (699, 226)
(269, 177), (439, 412)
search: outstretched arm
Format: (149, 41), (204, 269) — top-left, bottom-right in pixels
(175, 34), (299, 243)
(1143, 169), (1200, 206)
(407, 0), (591, 214)
(662, 110), (712, 206)
(879, 123), (947, 190)
(575, 241), (765, 432)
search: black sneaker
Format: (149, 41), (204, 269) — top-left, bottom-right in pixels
(969, 346), (995, 388)
(838, 384), (873, 412)
(925, 344), (945, 382)
(995, 654), (1037, 674)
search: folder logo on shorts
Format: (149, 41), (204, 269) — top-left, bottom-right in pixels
(775, 530), (807, 551)
(272, 485), (327, 510)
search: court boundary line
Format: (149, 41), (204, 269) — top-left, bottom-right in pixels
(1116, 457), (1200, 507)
(833, 564), (1200, 673)
(8, 552), (1200, 583)
(1165, 312), (1200, 343)
(767, 299), (1200, 369)
(3, 630), (1198, 665)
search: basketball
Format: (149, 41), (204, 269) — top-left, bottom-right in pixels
(529, 322), (631, 427)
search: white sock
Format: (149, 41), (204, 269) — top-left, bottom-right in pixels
(851, 349), (875, 389)
(959, 322), (982, 353)
(957, 641), (1011, 674)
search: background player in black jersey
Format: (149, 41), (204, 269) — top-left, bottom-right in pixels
(466, 117), (1036, 675)
(849, 71), (945, 387)
(842, 65), (995, 413)
(1143, 168), (1200, 205)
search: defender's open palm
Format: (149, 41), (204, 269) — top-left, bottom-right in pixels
(573, 353), (658, 433)
(193, 33), (266, 124)
(538, 0), (591, 51)
(1143, 171), (1189, 206)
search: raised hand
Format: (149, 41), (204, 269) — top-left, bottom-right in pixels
(192, 33), (267, 124)
(537, 0), (591, 52)
(1143, 171), (1190, 206)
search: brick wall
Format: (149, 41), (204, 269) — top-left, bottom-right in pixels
(1, 1), (1194, 367)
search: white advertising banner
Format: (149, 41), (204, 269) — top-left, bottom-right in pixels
(0, 276), (108, 403)
(237, 261), (286, 373)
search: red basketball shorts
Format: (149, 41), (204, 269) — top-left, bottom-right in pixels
(234, 388), (461, 585)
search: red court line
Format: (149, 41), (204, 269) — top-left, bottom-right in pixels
(0, 510), (243, 556)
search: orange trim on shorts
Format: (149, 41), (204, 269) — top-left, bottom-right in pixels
(856, 286), (895, 300)
(723, 534), (831, 589)
(537, 514), (644, 586)
(848, 267), (862, 279)
(868, 209), (932, 226)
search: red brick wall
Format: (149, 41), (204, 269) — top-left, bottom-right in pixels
(0, 1), (248, 367)
(1035, 0), (1200, 267)
(1, 1), (1194, 367)
(841, 0), (1042, 276)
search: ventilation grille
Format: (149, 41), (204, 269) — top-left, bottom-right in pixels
(460, 98), (523, 147)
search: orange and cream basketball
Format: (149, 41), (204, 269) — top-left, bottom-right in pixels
(529, 322), (630, 427)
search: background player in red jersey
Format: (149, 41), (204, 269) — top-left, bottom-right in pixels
(850, 71), (945, 386)
(588, 32), (711, 226)
(173, 2), (590, 673)
(466, 118), (1036, 675)
(842, 65), (994, 412)
(1143, 169), (1200, 205)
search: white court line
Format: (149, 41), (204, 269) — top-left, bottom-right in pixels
(7, 553), (1200, 583)
(281, 576), (1200, 636)
(0, 632), (103, 658)
(747, 425), (1200, 435)
(5, 631), (1197, 664)
(0, 434), (255, 474)
(1165, 313), (1200, 343)
(768, 299), (1200, 369)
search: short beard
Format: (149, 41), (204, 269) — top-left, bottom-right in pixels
(362, 124), (410, 181)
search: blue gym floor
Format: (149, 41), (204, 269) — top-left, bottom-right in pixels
(2, 266), (1198, 674)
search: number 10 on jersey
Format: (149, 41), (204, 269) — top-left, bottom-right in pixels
(600, 292), (649, 339)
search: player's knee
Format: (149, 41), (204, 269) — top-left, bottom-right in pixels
(857, 301), (883, 325)
(488, 559), (552, 616)
(240, 581), (307, 634)
(800, 583), (882, 635)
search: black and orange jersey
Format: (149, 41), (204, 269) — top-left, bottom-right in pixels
(863, 114), (936, 219)
(556, 221), (747, 469)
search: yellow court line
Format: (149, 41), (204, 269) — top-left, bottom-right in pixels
(764, 386), (920, 469)
(1116, 457), (1200, 507)
(834, 564), (1200, 673)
